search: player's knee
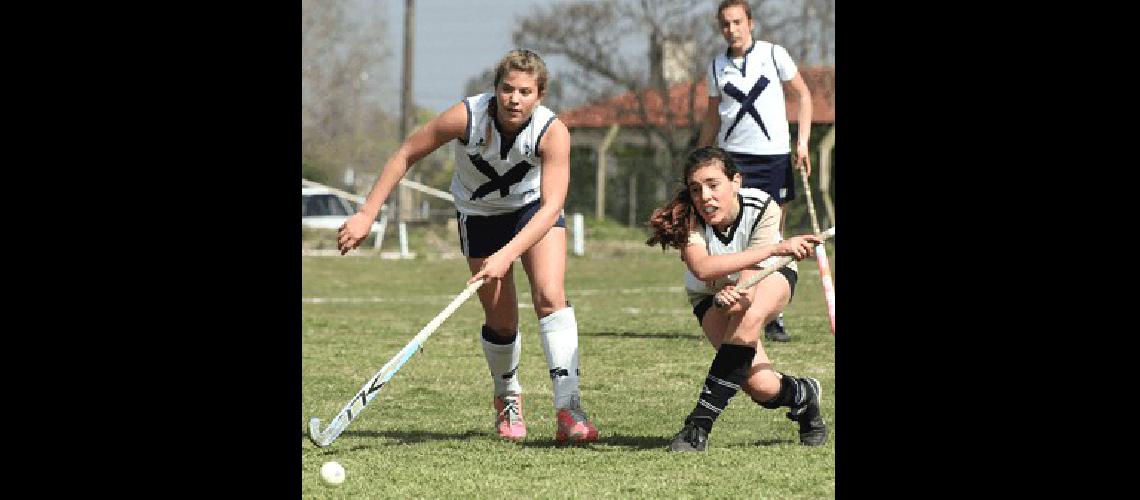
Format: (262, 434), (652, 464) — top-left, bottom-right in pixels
(736, 310), (767, 335)
(531, 290), (567, 317)
(724, 327), (758, 345)
(746, 370), (781, 403)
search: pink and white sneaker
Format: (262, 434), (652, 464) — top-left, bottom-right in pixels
(494, 395), (527, 441)
(555, 397), (598, 444)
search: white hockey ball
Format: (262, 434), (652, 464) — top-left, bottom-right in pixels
(320, 461), (345, 485)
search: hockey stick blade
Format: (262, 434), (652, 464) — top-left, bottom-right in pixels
(306, 279), (485, 448)
(308, 417), (327, 447)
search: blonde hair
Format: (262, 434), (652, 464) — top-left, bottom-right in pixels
(493, 49), (549, 94)
(479, 49), (550, 153)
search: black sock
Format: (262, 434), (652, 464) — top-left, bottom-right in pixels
(685, 343), (755, 433)
(481, 325), (515, 345)
(757, 373), (805, 409)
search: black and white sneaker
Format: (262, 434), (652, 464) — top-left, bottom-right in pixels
(668, 420), (709, 452)
(787, 377), (828, 446)
(764, 316), (791, 342)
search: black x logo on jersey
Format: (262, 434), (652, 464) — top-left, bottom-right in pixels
(469, 154), (534, 200)
(722, 76), (771, 141)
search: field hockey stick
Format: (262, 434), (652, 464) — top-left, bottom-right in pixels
(714, 227), (835, 308)
(308, 278), (486, 448)
(798, 159), (836, 334)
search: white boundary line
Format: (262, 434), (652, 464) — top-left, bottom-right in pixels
(303, 286), (685, 304)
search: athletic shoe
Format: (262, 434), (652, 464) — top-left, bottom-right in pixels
(668, 420), (708, 452)
(786, 377), (828, 446)
(494, 395), (527, 441)
(555, 396), (598, 444)
(764, 316), (791, 342)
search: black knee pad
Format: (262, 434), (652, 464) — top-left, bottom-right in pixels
(481, 324), (516, 344)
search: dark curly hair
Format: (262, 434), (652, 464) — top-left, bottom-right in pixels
(645, 146), (740, 250)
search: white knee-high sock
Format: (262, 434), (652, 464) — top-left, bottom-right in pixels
(539, 306), (581, 409)
(481, 327), (522, 398)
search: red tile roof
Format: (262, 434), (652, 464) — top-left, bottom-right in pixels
(560, 66), (834, 128)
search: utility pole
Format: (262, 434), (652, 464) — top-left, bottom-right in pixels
(628, 174), (637, 227)
(595, 124), (620, 221)
(397, 0), (415, 258)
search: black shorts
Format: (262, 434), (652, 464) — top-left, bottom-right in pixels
(729, 152), (796, 204)
(692, 267), (798, 325)
(456, 199), (566, 258)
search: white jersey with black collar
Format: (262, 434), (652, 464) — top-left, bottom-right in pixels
(450, 93), (558, 216)
(707, 41), (798, 156)
(683, 188), (795, 305)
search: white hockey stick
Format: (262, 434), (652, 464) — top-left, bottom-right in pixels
(715, 227), (835, 307)
(799, 164), (837, 334)
(308, 278), (486, 448)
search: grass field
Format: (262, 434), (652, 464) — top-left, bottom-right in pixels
(301, 232), (836, 498)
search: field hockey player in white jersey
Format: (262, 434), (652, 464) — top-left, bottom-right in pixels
(337, 49), (598, 444)
(646, 146), (827, 452)
(698, 0), (815, 343)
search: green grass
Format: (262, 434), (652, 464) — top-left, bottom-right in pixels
(302, 243), (835, 498)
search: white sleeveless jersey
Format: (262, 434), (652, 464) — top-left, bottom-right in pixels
(684, 188), (795, 303)
(707, 41), (797, 156)
(450, 93), (558, 216)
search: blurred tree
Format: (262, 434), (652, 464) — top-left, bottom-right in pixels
(302, 0), (398, 190)
(792, 0), (835, 66)
(512, 0), (832, 227)
(511, 0), (829, 167)
(514, 0), (708, 171)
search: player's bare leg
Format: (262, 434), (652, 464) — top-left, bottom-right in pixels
(468, 258), (526, 441)
(521, 227), (598, 443)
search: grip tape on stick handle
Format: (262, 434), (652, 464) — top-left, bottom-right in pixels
(714, 227), (835, 307)
(799, 158), (823, 235)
